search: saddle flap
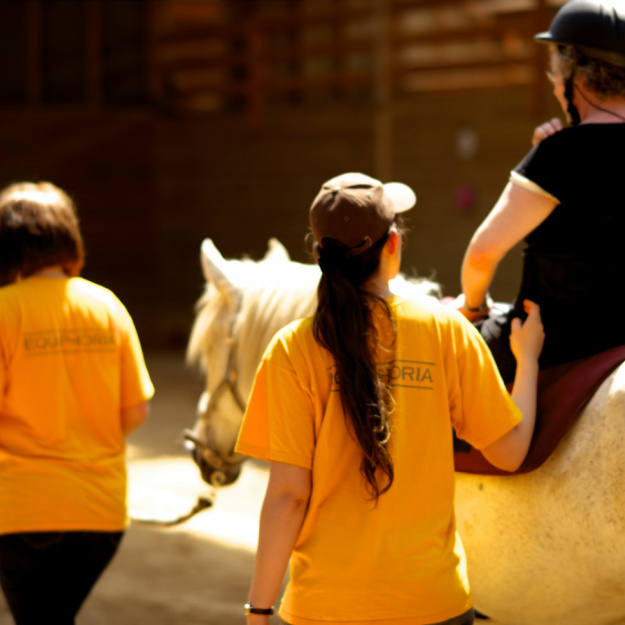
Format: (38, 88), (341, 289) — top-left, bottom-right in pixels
(454, 344), (625, 476)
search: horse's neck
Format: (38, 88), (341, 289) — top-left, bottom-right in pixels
(236, 271), (318, 397)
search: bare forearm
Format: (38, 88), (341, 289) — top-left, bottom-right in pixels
(461, 245), (499, 311)
(510, 359), (539, 441)
(461, 180), (558, 316)
(481, 302), (543, 472)
(248, 492), (307, 609)
(246, 461), (312, 624)
(482, 357), (539, 471)
(506, 358), (539, 464)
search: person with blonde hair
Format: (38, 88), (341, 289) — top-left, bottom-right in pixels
(236, 173), (544, 625)
(0, 182), (154, 625)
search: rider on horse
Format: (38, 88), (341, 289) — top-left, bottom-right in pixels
(458, 0), (625, 382)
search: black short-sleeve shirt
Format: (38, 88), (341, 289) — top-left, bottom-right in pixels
(514, 123), (625, 256)
(485, 123), (625, 370)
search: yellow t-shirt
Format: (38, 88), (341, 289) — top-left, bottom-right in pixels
(236, 296), (521, 625)
(0, 276), (154, 534)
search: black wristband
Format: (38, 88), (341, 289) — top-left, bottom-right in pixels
(244, 603), (275, 616)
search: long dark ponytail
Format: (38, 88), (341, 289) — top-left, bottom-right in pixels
(312, 229), (395, 501)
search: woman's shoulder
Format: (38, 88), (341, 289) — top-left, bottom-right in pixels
(391, 295), (472, 331)
(391, 294), (454, 318)
(530, 123), (623, 154)
(68, 277), (124, 307)
(516, 123), (624, 191)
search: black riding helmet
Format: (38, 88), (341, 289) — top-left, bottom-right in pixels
(535, 0), (625, 124)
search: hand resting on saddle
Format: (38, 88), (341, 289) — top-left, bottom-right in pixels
(480, 300), (545, 472)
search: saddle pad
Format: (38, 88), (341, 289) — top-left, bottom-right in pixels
(454, 344), (625, 476)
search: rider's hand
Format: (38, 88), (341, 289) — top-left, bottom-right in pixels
(453, 293), (492, 324)
(532, 117), (564, 146)
(509, 300), (545, 363)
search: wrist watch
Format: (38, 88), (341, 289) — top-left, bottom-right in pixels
(460, 293), (492, 313)
(244, 603), (275, 616)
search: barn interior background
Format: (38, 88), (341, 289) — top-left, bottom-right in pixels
(0, 0), (564, 350)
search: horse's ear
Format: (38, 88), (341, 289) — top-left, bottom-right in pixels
(265, 238), (290, 262)
(200, 238), (234, 292)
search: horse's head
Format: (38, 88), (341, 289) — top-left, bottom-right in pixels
(185, 236), (440, 488)
(185, 237), (317, 487)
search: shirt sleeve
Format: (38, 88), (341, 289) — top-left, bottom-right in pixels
(444, 311), (522, 450)
(114, 296), (155, 408)
(236, 330), (316, 469)
(0, 330), (6, 406)
(513, 129), (574, 204)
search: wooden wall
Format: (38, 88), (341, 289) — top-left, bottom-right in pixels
(0, 87), (560, 349)
(0, 0), (567, 349)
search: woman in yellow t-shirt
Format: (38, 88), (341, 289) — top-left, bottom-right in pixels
(0, 182), (154, 625)
(236, 172), (544, 625)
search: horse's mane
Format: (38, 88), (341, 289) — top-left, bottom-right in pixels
(186, 256), (320, 372)
(187, 249), (441, 375)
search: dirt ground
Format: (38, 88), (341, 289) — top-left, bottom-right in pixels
(0, 352), (512, 625)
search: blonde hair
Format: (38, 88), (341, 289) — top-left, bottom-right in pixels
(0, 182), (84, 286)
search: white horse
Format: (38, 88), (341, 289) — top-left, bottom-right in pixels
(186, 238), (625, 625)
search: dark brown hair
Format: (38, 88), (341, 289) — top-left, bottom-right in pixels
(0, 182), (84, 286)
(312, 223), (401, 502)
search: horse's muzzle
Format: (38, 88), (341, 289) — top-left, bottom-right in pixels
(184, 430), (242, 487)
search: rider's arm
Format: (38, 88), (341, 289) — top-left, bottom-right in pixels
(460, 181), (558, 322)
(481, 301), (544, 471)
(246, 461), (311, 625)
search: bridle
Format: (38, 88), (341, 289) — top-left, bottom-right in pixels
(184, 298), (247, 486)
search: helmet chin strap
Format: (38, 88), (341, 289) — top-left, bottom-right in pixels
(564, 72), (582, 125)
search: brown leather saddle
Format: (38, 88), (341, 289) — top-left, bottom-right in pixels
(454, 344), (625, 476)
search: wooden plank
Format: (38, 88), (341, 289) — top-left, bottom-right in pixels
(374, 0), (393, 181)
(250, 6), (373, 32)
(246, 3), (266, 133)
(26, 0), (42, 107)
(529, 0), (550, 114)
(400, 63), (534, 92)
(85, 0), (102, 109)
(395, 56), (533, 74)
(392, 23), (534, 46)
(168, 69), (226, 93)
(146, 0), (165, 103)
(168, 0), (223, 22)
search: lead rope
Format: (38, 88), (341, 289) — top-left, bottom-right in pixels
(130, 300), (246, 527)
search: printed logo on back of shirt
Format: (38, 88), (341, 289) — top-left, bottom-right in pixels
(328, 360), (434, 391)
(23, 329), (117, 355)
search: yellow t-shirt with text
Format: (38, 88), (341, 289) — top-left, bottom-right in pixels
(0, 276), (154, 534)
(236, 296), (521, 625)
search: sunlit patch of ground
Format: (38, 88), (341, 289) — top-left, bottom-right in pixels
(127, 456), (268, 551)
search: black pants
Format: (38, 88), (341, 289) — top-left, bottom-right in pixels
(0, 531), (123, 625)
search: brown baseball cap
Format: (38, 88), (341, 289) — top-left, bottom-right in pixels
(309, 172), (416, 253)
